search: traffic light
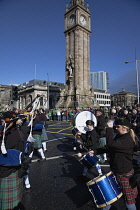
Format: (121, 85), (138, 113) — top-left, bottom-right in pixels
(11, 86), (19, 101)
(74, 101), (78, 108)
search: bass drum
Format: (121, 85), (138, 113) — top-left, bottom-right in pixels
(73, 111), (97, 134)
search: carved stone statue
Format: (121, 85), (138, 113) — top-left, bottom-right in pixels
(86, 2), (89, 11)
(66, 54), (74, 78)
(81, 0), (84, 6)
(90, 86), (94, 94)
(60, 86), (66, 96)
(66, 3), (69, 11)
(70, 0), (74, 5)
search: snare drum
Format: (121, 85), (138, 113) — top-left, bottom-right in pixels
(87, 171), (123, 208)
(80, 154), (99, 169)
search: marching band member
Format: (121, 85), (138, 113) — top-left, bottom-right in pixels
(89, 119), (138, 210)
(38, 108), (48, 152)
(31, 111), (46, 162)
(0, 112), (30, 210)
(77, 120), (102, 181)
(95, 109), (107, 161)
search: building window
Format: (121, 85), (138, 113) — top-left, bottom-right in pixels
(40, 97), (43, 106)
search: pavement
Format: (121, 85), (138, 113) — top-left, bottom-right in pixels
(21, 120), (140, 210)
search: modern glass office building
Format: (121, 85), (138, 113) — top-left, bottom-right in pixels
(90, 71), (109, 93)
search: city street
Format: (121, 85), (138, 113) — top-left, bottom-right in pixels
(22, 120), (140, 210)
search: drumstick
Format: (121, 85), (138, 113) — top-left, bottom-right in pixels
(77, 152), (88, 157)
(77, 146), (89, 157)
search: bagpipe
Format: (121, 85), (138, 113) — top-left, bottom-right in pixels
(0, 137), (33, 178)
(24, 94), (43, 141)
(0, 95), (42, 168)
(0, 111), (23, 138)
(24, 94), (41, 113)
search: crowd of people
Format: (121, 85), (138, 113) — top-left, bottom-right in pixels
(39, 105), (140, 138)
(73, 105), (140, 210)
(0, 106), (49, 210)
(0, 104), (140, 209)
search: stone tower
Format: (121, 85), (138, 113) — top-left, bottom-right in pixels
(56, 0), (94, 108)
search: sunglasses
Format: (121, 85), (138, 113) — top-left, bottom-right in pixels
(116, 125), (121, 128)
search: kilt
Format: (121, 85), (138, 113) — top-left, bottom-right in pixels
(33, 134), (42, 149)
(99, 137), (106, 147)
(116, 169), (138, 204)
(41, 128), (48, 142)
(0, 171), (23, 210)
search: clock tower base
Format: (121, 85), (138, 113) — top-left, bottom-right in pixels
(56, 86), (94, 109)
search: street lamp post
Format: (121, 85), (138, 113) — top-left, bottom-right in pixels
(125, 59), (140, 104)
(47, 73), (49, 109)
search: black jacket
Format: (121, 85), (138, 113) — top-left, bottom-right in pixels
(39, 113), (48, 129)
(0, 123), (29, 178)
(80, 129), (100, 151)
(95, 115), (106, 138)
(95, 128), (135, 174)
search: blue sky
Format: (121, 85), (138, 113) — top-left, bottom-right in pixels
(0, 0), (140, 94)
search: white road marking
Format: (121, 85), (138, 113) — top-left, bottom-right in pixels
(44, 137), (67, 143)
(32, 153), (110, 167)
(32, 155), (64, 162)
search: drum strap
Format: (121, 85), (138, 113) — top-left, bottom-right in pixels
(116, 174), (130, 179)
(116, 169), (134, 179)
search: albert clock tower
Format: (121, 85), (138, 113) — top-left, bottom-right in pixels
(56, 0), (94, 108)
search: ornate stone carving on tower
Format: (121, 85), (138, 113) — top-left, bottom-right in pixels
(56, 0), (94, 108)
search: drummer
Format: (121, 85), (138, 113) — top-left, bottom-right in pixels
(88, 119), (138, 210)
(77, 120), (102, 180)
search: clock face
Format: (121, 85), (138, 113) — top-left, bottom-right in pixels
(80, 15), (86, 26)
(69, 14), (76, 26)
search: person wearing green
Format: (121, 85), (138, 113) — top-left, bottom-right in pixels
(48, 110), (52, 121)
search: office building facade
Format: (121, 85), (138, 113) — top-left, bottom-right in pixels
(90, 71), (109, 93)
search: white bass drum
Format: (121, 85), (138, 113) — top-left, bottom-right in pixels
(73, 111), (97, 134)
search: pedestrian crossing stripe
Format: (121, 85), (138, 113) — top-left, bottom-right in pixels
(31, 155), (110, 167)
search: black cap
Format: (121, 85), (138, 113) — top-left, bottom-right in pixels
(115, 118), (131, 128)
(86, 120), (94, 126)
(2, 111), (17, 122)
(2, 111), (23, 123)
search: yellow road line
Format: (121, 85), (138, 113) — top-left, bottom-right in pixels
(48, 126), (71, 129)
(47, 127), (73, 131)
(47, 131), (73, 136)
(48, 128), (62, 130)
(58, 133), (73, 136)
(48, 123), (64, 126)
(48, 122), (71, 126)
(47, 131), (59, 133)
(57, 126), (73, 133)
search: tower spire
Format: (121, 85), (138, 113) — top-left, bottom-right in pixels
(71, 0), (84, 6)
(56, 0), (93, 109)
